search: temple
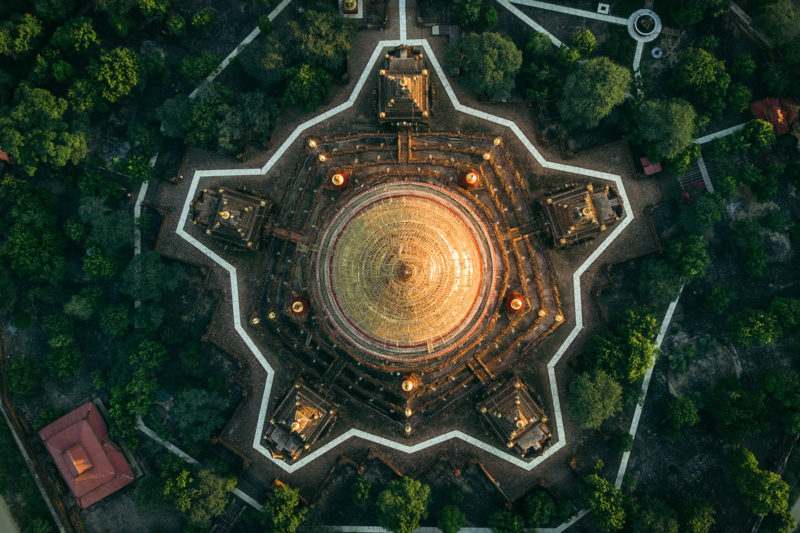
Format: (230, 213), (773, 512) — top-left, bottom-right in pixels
(38, 402), (135, 508)
(541, 183), (623, 248)
(262, 382), (337, 461)
(378, 45), (431, 128)
(191, 187), (270, 249)
(478, 379), (552, 457)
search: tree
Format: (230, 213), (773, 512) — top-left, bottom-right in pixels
(728, 308), (781, 347)
(34, 0), (75, 21)
(283, 63), (331, 113)
(631, 499), (679, 533)
(138, 0), (169, 19)
(445, 32), (522, 101)
(455, 0), (482, 24)
(678, 192), (723, 232)
(677, 494), (715, 533)
(738, 119), (776, 154)
(1, 193), (67, 283)
(376, 477), (431, 533)
(120, 251), (183, 303)
(581, 473), (626, 531)
(524, 490), (555, 527)
(239, 33), (288, 87)
(155, 95), (192, 139)
(571, 29), (597, 56)
(665, 396), (700, 431)
(558, 57), (630, 129)
(488, 509), (524, 533)
(0, 83), (88, 175)
(166, 12), (185, 35)
(99, 303), (132, 337)
(666, 0), (728, 25)
(63, 287), (104, 321)
(217, 91), (278, 154)
(191, 8), (215, 32)
(180, 51), (219, 86)
(46, 334), (82, 380)
(732, 219), (769, 277)
(173, 389), (228, 444)
(261, 483), (308, 533)
(667, 234), (709, 281)
(6, 357), (41, 397)
(186, 469), (236, 525)
(437, 505), (466, 533)
(568, 370), (623, 429)
(478, 5), (498, 28)
(709, 376), (766, 442)
(768, 297), (800, 330)
(730, 53), (756, 77)
(285, 9), (356, 72)
(593, 308), (659, 383)
(52, 17), (98, 53)
(670, 47), (729, 117)
(635, 99), (696, 161)
(0, 14), (43, 58)
(90, 47), (143, 103)
(78, 197), (135, 254)
(756, 0), (800, 46)
(730, 448), (791, 517)
(639, 258), (682, 305)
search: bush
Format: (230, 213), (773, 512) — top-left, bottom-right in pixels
(568, 370), (623, 429)
(524, 490), (555, 527)
(666, 396), (700, 432)
(180, 51), (219, 86)
(166, 12), (184, 36)
(731, 219), (768, 277)
(728, 308), (781, 347)
(377, 477), (431, 533)
(667, 234), (709, 281)
(283, 63), (331, 112)
(445, 32), (522, 101)
(639, 258), (681, 305)
(704, 284), (734, 314)
(351, 476), (371, 506)
(191, 8), (214, 32)
(6, 357), (41, 396)
(257, 14), (273, 34)
(437, 505), (466, 533)
(488, 509), (525, 533)
(571, 29), (597, 56)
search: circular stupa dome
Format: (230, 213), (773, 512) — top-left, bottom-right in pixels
(314, 181), (497, 365)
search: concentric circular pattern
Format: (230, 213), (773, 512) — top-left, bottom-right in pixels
(314, 181), (497, 364)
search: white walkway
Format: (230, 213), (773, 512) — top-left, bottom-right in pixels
(693, 122), (747, 145)
(507, 0), (628, 25)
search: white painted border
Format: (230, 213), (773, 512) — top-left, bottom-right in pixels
(173, 3), (635, 473)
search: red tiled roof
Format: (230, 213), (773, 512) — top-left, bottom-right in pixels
(751, 97), (799, 136)
(640, 157), (663, 175)
(38, 402), (134, 508)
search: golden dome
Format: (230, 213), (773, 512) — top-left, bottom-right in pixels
(314, 182), (496, 364)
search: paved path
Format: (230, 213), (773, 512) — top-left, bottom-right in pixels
(615, 286), (683, 489)
(696, 156), (715, 193)
(496, 0), (563, 46)
(189, 0), (293, 99)
(507, 0), (628, 25)
(694, 122), (747, 145)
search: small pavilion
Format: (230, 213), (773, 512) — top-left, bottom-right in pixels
(477, 379), (551, 458)
(751, 97), (799, 136)
(541, 183), (623, 248)
(38, 402), (135, 509)
(191, 187), (270, 250)
(378, 45), (431, 128)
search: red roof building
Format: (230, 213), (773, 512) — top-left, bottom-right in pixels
(751, 97), (799, 136)
(640, 157), (663, 176)
(38, 402), (135, 508)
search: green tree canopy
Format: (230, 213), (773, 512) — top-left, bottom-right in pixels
(730, 448), (791, 518)
(120, 251), (183, 303)
(593, 307), (659, 383)
(454, 0), (482, 24)
(727, 308), (781, 347)
(677, 494), (716, 533)
(377, 477), (431, 533)
(571, 29), (597, 56)
(78, 196), (135, 254)
(52, 17), (98, 53)
(635, 98), (696, 161)
(558, 56), (630, 129)
(0, 83), (88, 176)
(709, 375), (766, 442)
(667, 233), (709, 281)
(437, 505), (466, 533)
(185, 469), (236, 525)
(261, 483), (308, 533)
(568, 370), (623, 429)
(34, 0), (75, 21)
(283, 63), (332, 113)
(46, 334), (82, 381)
(666, 395), (700, 431)
(678, 192), (724, 232)
(90, 47), (143, 102)
(639, 258), (682, 305)
(173, 389), (227, 444)
(445, 32), (523, 101)
(666, 0), (729, 25)
(670, 47), (730, 117)
(0, 13), (43, 58)
(5, 357), (41, 397)
(488, 509), (525, 533)
(524, 490), (555, 527)
(631, 499), (679, 533)
(581, 473), (626, 531)
(285, 9), (356, 72)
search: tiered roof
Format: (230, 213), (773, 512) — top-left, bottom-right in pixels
(263, 382), (337, 461)
(191, 187), (270, 249)
(477, 380), (551, 457)
(38, 402), (134, 508)
(378, 45), (431, 127)
(542, 183), (623, 247)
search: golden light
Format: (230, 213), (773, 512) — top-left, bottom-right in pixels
(268, 311), (277, 320)
(401, 379), (415, 392)
(218, 210), (231, 220)
(292, 300), (305, 313)
(538, 308), (547, 317)
(318, 154), (327, 162)
(482, 152), (491, 160)
(510, 297), (523, 311)
(331, 173), (345, 186)
(290, 421), (301, 432)
(465, 172), (478, 185)
(308, 139), (317, 148)
(493, 137), (502, 146)
(251, 316), (261, 325)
